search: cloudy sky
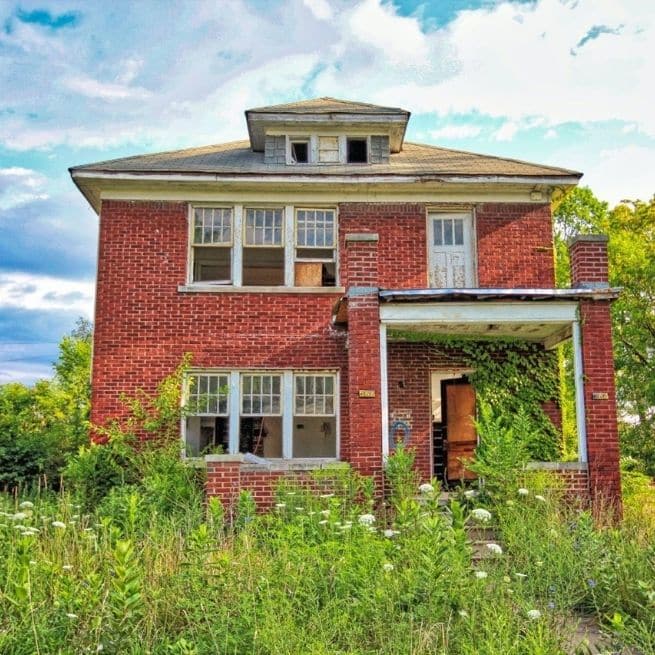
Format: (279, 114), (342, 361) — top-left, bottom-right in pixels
(0, 0), (653, 384)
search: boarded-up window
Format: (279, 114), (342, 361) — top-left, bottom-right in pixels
(318, 136), (340, 163)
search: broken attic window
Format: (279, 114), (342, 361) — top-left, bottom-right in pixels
(347, 138), (368, 163)
(290, 140), (309, 164)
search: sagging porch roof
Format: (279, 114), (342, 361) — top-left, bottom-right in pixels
(333, 287), (620, 348)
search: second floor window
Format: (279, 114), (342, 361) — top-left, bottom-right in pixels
(428, 212), (475, 288)
(190, 205), (337, 288)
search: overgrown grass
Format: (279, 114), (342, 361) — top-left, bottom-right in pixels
(1, 448), (654, 654)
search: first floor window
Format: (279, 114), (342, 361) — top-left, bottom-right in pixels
(185, 373), (229, 456)
(184, 371), (338, 459)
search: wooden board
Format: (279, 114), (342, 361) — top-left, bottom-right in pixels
(295, 262), (323, 287)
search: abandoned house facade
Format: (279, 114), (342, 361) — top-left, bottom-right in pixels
(71, 97), (622, 509)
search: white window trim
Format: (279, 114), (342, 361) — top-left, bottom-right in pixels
(181, 369), (340, 461)
(188, 203), (339, 289)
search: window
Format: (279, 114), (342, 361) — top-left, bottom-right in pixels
(183, 371), (338, 459)
(189, 204), (338, 288)
(290, 139), (309, 164)
(428, 213), (475, 288)
(191, 207), (232, 283)
(294, 208), (336, 287)
(185, 373), (229, 456)
(318, 136), (339, 163)
(293, 374), (337, 458)
(243, 208), (284, 286)
(347, 138), (368, 163)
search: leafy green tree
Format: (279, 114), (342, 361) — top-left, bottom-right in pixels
(0, 318), (92, 489)
(553, 188), (655, 475)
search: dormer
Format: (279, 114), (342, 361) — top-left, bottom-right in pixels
(245, 97), (410, 165)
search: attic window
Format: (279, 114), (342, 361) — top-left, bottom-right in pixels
(347, 138), (368, 163)
(290, 140), (309, 164)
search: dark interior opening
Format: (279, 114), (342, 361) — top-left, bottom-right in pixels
(291, 141), (308, 163)
(347, 139), (367, 163)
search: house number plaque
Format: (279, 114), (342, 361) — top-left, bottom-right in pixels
(592, 392), (609, 400)
(359, 390), (376, 398)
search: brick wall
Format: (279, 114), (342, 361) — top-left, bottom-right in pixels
(569, 235), (609, 287)
(476, 203), (555, 287)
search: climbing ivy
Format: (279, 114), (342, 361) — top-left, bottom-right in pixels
(389, 331), (563, 460)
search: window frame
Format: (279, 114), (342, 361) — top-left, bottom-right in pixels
(188, 203), (339, 289)
(181, 369), (339, 461)
(189, 206), (234, 285)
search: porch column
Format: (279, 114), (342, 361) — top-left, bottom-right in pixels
(569, 235), (621, 514)
(345, 233), (383, 477)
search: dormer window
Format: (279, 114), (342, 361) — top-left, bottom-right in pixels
(318, 136), (340, 163)
(347, 138), (368, 163)
(290, 139), (309, 164)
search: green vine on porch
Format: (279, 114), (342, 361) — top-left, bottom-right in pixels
(389, 331), (562, 460)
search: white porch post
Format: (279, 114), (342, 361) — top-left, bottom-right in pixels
(282, 370), (294, 459)
(572, 318), (588, 463)
(228, 371), (241, 455)
(379, 323), (389, 458)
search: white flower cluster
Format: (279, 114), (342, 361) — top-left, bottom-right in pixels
(470, 508), (492, 523)
(418, 483), (435, 495)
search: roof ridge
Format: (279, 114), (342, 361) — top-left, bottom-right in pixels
(403, 141), (582, 177)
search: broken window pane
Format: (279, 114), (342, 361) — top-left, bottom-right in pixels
(239, 416), (282, 458)
(291, 141), (309, 163)
(347, 138), (367, 163)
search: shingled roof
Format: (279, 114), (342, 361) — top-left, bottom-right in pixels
(71, 140), (580, 178)
(245, 97), (409, 116)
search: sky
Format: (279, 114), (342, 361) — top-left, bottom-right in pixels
(0, 0), (653, 384)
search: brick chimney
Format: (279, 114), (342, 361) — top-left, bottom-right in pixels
(568, 235), (609, 288)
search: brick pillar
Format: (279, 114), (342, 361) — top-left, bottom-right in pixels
(345, 233), (383, 478)
(205, 456), (242, 511)
(569, 235), (622, 515)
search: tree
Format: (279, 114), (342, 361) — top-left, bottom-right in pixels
(0, 318), (92, 489)
(553, 188), (655, 475)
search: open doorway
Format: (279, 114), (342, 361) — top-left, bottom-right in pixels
(431, 372), (478, 487)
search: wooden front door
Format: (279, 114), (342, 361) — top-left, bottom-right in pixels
(442, 379), (477, 481)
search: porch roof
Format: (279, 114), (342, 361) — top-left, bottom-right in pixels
(333, 287), (620, 348)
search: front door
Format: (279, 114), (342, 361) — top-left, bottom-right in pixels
(442, 379), (477, 482)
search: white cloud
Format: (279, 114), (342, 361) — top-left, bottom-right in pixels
(64, 75), (151, 100)
(0, 273), (94, 315)
(430, 125), (482, 139)
(303, 0), (333, 21)
(0, 167), (49, 209)
(544, 128), (558, 139)
(583, 145), (655, 205)
(493, 121), (519, 141)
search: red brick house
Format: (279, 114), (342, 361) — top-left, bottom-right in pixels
(70, 98), (621, 510)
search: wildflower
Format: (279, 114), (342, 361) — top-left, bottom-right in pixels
(383, 563), (394, 572)
(587, 578), (597, 589)
(535, 560), (544, 567)
(274, 503), (286, 509)
(295, 507), (304, 512)
(20, 531), (35, 537)
(470, 508), (492, 523)
(320, 509), (330, 517)
(344, 521), (353, 527)
(486, 543), (503, 555)
(535, 495), (546, 502)
(474, 570), (488, 579)
(318, 520), (328, 525)
(308, 511), (316, 516)
(458, 609), (469, 618)
(97, 645), (104, 652)
(464, 489), (478, 499)
(338, 524), (352, 531)
(63, 564), (73, 571)
(548, 601), (555, 609)
(66, 613), (78, 620)
(285, 491), (296, 496)
(383, 529), (395, 538)
(51, 521), (66, 529)
(319, 493), (334, 499)
(11, 512), (27, 521)
(358, 513), (375, 526)
(19, 501), (34, 509)
(14, 525), (26, 530)
(515, 573), (528, 580)
(419, 483), (435, 495)
(527, 609), (541, 620)
(518, 488), (529, 496)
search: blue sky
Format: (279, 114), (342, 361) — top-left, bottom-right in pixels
(1, 0), (653, 384)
